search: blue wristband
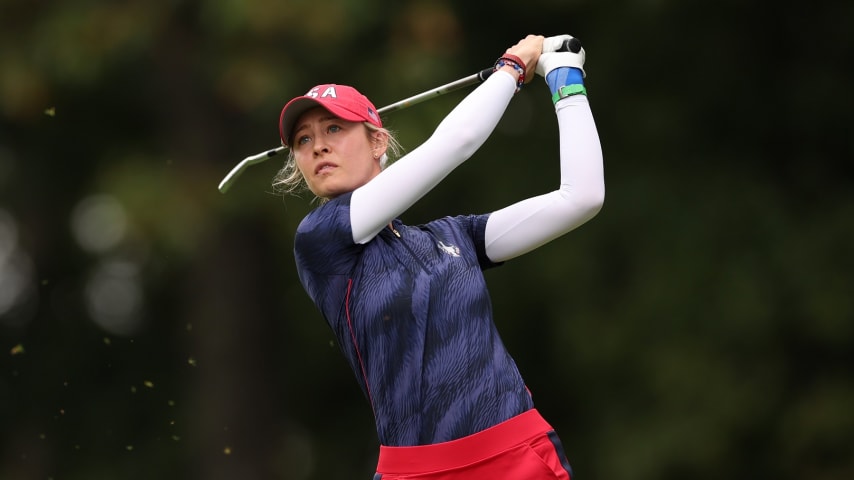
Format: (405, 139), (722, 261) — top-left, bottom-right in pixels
(546, 67), (584, 96)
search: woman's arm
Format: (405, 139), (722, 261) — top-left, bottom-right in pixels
(349, 70), (517, 244)
(350, 35), (544, 244)
(484, 94), (604, 262)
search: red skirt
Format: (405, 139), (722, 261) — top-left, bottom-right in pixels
(374, 409), (573, 479)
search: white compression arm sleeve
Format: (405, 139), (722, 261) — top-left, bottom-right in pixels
(350, 71), (518, 244)
(484, 95), (604, 262)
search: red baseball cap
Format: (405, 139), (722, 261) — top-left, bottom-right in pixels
(279, 84), (382, 147)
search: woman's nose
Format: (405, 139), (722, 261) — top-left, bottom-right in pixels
(313, 140), (329, 155)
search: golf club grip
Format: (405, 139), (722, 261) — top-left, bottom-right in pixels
(543, 35), (582, 54)
(476, 67), (495, 82)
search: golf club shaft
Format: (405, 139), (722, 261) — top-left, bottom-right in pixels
(217, 68), (494, 193)
(376, 68), (494, 115)
(218, 35), (578, 193)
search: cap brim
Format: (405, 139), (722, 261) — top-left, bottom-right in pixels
(279, 97), (371, 147)
(279, 97), (324, 147)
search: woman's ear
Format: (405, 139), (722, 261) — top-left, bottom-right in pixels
(371, 130), (389, 159)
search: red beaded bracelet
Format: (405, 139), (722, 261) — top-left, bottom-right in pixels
(493, 56), (525, 92)
(500, 53), (527, 73)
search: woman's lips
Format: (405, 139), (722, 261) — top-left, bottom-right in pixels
(315, 162), (337, 175)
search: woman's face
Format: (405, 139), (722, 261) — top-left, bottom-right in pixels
(292, 107), (385, 199)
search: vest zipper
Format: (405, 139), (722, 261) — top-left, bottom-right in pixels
(387, 222), (428, 271)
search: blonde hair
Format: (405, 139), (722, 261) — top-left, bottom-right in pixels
(272, 122), (403, 198)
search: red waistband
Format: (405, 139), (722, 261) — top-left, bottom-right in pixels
(376, 409), (554, 474)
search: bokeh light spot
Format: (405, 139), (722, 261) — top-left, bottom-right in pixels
(0, 209), (36, 324)
(71, 194), (129, 253)
(85, 259), (143, 336)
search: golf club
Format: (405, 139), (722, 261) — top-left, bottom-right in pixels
(218, 35), (580, 193)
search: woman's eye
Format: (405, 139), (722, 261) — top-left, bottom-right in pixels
(297, 135), (310, 145)
(328, 125), (341, 133)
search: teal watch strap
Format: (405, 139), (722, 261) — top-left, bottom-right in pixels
(551, 84), (587, 104)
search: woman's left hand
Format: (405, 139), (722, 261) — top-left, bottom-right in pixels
(505, 35), (545, 84)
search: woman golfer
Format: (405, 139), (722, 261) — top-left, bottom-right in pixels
(275, 34), (603, 479)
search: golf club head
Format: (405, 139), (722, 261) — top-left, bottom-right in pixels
(218, 146), (286, 193)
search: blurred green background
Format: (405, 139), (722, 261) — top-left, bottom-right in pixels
(1, 0), (852, 479)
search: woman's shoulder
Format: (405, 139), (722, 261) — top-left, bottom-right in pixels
(297, 193), (353, 233)
(424, 213), (491, 233)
